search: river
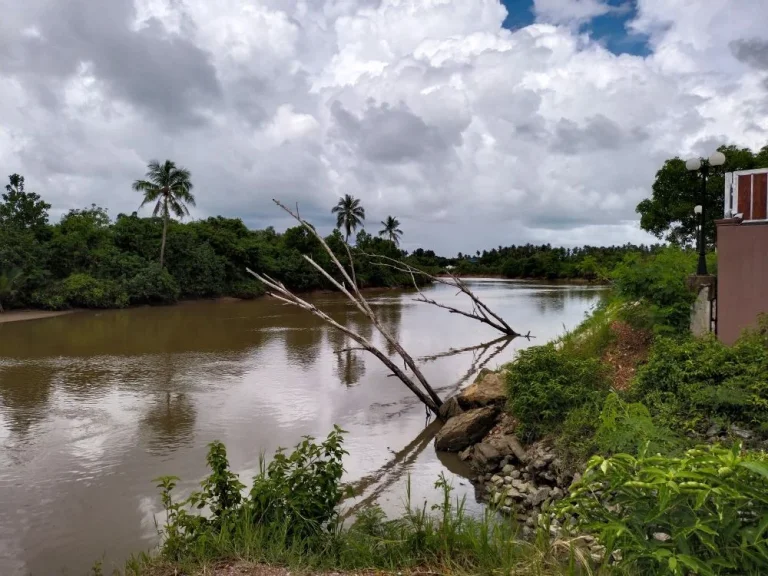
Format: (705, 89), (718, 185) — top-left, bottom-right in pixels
(0, 279), (604, 575)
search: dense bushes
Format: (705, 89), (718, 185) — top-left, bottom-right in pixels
(506, 344), (610, 441)
(562, 444), (768, 575)
(611, 247), (715, 334)
(631, 327), (768, 435)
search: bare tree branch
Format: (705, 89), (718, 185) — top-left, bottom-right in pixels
(366, 255), (521, 337)
(246, 199), (444, 416)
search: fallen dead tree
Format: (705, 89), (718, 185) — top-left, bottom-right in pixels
(247, 200), (443, 417)
(366, 254), (526, 337)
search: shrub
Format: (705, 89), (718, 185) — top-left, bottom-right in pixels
(60, 273), (128, 308)
(611, 247), (698, 334)
(506, 344), (610, 441)
(125, 263), (180, 305)
(631, 333), (768, 433)
(155, 427), (349, 560)
(595, 393), (683, 456)
(560, 444), (768, 575)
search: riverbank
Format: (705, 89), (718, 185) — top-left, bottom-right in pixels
(0, 309), (75, 324)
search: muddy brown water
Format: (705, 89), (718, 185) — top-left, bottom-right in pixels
(0, 279), (605, 575)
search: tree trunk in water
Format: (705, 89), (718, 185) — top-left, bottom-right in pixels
(160, 213), (168, 268)
(0, 300), (4, 313)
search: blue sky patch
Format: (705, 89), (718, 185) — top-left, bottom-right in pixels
(501, 0), (651, 57)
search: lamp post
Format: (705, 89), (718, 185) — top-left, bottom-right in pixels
(686, 151), (726, 275)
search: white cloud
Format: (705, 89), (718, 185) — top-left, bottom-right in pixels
(0, 0), (767, 254)
(533, 0), (614, 27)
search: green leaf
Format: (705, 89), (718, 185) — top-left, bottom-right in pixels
(739, 460), (768, 479)
(677, 554), (717, 576)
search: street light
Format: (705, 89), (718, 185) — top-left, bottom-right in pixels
(686, 150), (726, 275)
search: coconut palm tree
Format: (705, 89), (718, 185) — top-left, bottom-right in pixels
(331, 194), (365, 242)
(378, 215), (403, 246)
(133, 160), (196, 267)
(0, 269), (22, 313)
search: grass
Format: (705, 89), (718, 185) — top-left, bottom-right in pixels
(117, 476), (614, 576)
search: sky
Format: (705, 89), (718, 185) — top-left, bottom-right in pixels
(1, 0), (768, 255)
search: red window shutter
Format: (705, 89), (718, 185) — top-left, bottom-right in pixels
(754, 173), (768, 220)
(738, 175), (753, 220)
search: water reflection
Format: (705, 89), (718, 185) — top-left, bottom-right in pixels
(0, 364), (55, 437)
(140, 393), (197, 455)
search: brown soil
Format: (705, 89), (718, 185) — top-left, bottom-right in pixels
(601, 321), (652, 391)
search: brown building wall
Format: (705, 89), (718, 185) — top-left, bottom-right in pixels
(716, 219), (768, 345)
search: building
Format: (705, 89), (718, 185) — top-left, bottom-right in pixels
(715, 168), (768, 344)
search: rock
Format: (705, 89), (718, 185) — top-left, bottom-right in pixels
(504, 497), (513, 507)
(653, 532), (671, 542)
(510, 479), (528, 492)
(531, 487), (552, 506)
(458, 447), (472, 461)
(493, 492), (504, 504)
(550, 487), (565, 501)
(438, 396), (464, 420)
(491, 475), (504, 485)
(706, 422), (723, 437)
(511, 469), (521, 479)
(501, 506), (512, 514)
(434, 406), (499, 452)
(469, 433), (527, 470)
(730, 424), (753, 440)
(503, 476), (513, 484)
(502, 464), (515, 475)
(522, 472), (531, 481)
(457, 370), (507, 409)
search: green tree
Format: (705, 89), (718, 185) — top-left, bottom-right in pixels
(636, 144), (768, 247)
(0, 269), (23, 312)
(378, 215), (403, 246)
(331, 194), (365, 242)
(0, 174), (51, 234)
(132, 160), (196, 267)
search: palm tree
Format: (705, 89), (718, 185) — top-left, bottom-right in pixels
(133, 160), (196, 267)
(378, 215), (403, 246)
(0, 269), (22, 313)
(331, 194), (365, 242)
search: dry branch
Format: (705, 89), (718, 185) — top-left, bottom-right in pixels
(365, 254), (521, 337)
(246, 199), (444, 417)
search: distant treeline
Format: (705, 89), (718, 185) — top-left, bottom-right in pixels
(0, 185), (425, 311)
(408, 244), (662, 281)
(1, 175), (658, 312)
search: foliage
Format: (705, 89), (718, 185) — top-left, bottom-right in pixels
(630, 330), (768, 434)
(637, 144), (768, 247)
(331, 194), (365, 241)
(458, 242), (661, 280)
(59, 273), (129, 309)
(595, 393), (682, 457)
(155, 427), (349, 560)
(379, 215), (403, 246)
(0, 176), (425, 311)
(249, 426), (349, 537)
(506, 343), (610, 441)
(611, 246), (702, 334)
(0, 268), (23, 312)
(133, 160), (196, 266)
(125, 263), (181, 305)
(138, 440), (599, 576)
(0, 174), (51, 235)
(561, 444), (768, 575)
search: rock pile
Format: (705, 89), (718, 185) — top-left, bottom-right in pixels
(434, 369), (606, 561)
